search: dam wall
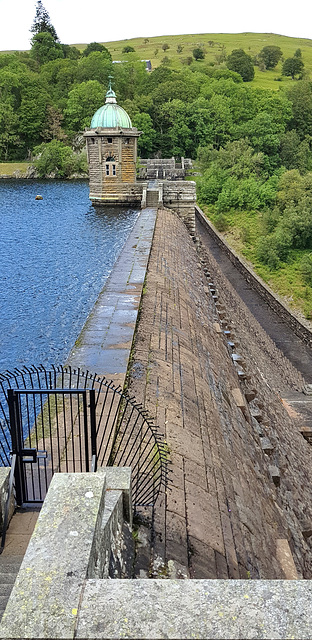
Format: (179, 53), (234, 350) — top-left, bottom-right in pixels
(196, 205), (312, 348)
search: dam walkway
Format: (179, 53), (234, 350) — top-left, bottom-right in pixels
(127, 207), (312, 580)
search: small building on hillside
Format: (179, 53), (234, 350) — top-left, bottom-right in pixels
(84, 78), (143, 206)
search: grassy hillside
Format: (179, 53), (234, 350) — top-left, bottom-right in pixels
(73, 32), (312, 90)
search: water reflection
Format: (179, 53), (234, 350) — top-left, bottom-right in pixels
(0, 180), (139, 371)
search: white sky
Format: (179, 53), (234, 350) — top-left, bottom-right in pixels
(0, 0), (311, 51)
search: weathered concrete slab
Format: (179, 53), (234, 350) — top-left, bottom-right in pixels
(0, 473), (107, 639)
(67, 208), (157, 385)
(76, 579), (312, 639)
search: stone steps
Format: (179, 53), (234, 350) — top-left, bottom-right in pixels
(146, 189), (159, 207)
(0, 555), (23, 621)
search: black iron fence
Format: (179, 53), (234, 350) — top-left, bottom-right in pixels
(0, 365), (169, 509)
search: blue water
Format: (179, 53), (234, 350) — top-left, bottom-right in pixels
(0, 180), (139, 372)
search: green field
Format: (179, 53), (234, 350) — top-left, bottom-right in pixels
(0, 162), (30, 176)
(5, 32), (312, 91)
(76, 32), (312, 90)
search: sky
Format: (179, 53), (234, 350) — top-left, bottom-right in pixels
(0, 0), (312, 51)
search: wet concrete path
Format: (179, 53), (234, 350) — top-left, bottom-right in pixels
(67, 207), (157, 388)
(196, 214), (312, 383)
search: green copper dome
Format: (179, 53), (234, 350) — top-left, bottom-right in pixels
(90, 78), (132, 129)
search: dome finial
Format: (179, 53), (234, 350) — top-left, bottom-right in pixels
(105, 76), (117, 104)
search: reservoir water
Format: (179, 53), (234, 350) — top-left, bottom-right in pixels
(0, 179), (139, 373)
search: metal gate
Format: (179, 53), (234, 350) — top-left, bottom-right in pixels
(0, 365), (169, 509)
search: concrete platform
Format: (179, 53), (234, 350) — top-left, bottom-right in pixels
(67, 208), (157, 387)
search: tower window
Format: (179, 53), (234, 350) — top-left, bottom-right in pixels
(105, 163), (117, 177)
(107, 137), (113, 143)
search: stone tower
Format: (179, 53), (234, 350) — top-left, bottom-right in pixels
(84, 78), (142, 206)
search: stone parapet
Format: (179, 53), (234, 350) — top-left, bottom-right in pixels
(75, 579), (312, 639)
(163, 181), (196, 233)
(0, 468), (132, 639)
(196, 206), (312, 347)
(0, 468), (14, 536)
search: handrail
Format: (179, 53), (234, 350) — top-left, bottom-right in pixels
(0, 454), (16, 554)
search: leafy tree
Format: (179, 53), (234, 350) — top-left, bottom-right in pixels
(77, 52), (113, 85)
(122, 46), (135, 53)
(61, 45), (81, 60)
(259, 46), (283, 69)
(237, 111), (284, 165)
(33, 140), (87, 177)
(177, 45), (183, 54)
(279, 130), (311, 173)
(211, 69), (242, 83)
(162, 43), (170, 51)
(193, 47), (205, 61)
(42, 105), (66, 141)
(31, 32), (64, 65)
(82, 42), (111, 59)
(132, 112), (156, 156)
(40, 59), (78, 104)
(282, 56), (304, 79)
(17, 80), (51, 151)
(0, 102), (20, 160)
(112, 61), (147, 101)
(30, 1), (58, 41)
(287, 81), (312, 139)
(226, 49), (254, 82)
(64, 80), (104, 133)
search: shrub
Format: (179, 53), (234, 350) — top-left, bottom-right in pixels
(33, 140), (87, 178)
(300, 253), (312, 285)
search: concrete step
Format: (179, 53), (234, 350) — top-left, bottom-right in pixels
(0, 556), (23, 621)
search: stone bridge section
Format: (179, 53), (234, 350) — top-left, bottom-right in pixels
(67, 207), (157, 388)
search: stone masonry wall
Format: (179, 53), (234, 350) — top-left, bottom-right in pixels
(196, 206), (312, 348)
(127, 208), (312, 579)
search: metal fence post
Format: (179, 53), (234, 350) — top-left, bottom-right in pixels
(89, 389), (97, 472)
(7, 389), (25, 506)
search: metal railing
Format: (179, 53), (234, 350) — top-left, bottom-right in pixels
(0, 364), (169, 510)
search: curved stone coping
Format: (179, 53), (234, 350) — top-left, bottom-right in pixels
(196, 205), (312, 347)
(67, 207), (157, 387)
